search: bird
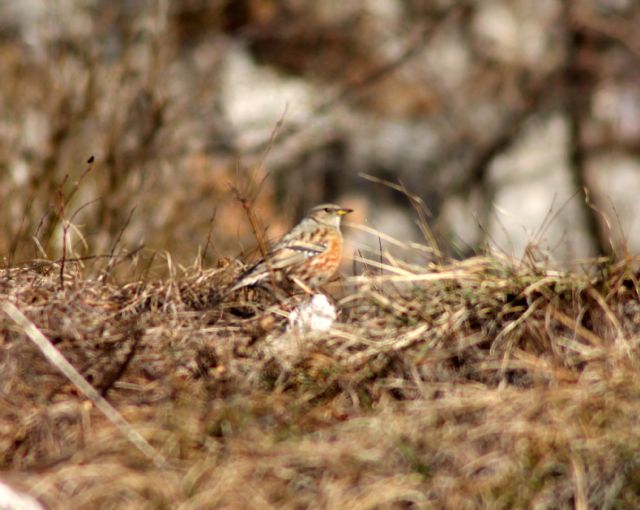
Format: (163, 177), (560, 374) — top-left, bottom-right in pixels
(228, 203), (353, 295)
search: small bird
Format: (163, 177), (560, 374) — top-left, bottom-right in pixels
(229, 203), (353, 294)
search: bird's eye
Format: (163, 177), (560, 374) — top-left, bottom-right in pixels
(324, 207), (330, 212)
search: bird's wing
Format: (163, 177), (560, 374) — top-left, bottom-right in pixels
(270, 240), (326, 268)
(230, 240), (327, 290)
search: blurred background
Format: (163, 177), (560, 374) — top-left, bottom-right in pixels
(2, 0), (640, 277)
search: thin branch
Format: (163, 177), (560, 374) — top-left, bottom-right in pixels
(100, 206), (137, 281)
(563, 4), (611, 256)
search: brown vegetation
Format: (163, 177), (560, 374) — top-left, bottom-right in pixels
(3, 2), (640, 509)
(2, 246), (640, 508)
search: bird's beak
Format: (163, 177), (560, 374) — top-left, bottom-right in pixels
(338, 208), (353, 216)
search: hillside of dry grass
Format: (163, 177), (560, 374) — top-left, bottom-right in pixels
(3, 3), (640, 508)
(2, 249), (640, 509)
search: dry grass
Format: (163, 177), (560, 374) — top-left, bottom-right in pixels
(3, 5), (640, 508)
(2, 246), (640, 509)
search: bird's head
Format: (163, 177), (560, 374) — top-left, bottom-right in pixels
(307, 203), (353, 228)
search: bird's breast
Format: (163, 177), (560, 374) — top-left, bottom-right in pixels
(307, 229), (343, 285)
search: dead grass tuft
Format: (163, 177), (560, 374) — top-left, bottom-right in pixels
(2, 247), (640, 508)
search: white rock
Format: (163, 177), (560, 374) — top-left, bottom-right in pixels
(287, 294), (337, 334)
(0, 480), (44, 510)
